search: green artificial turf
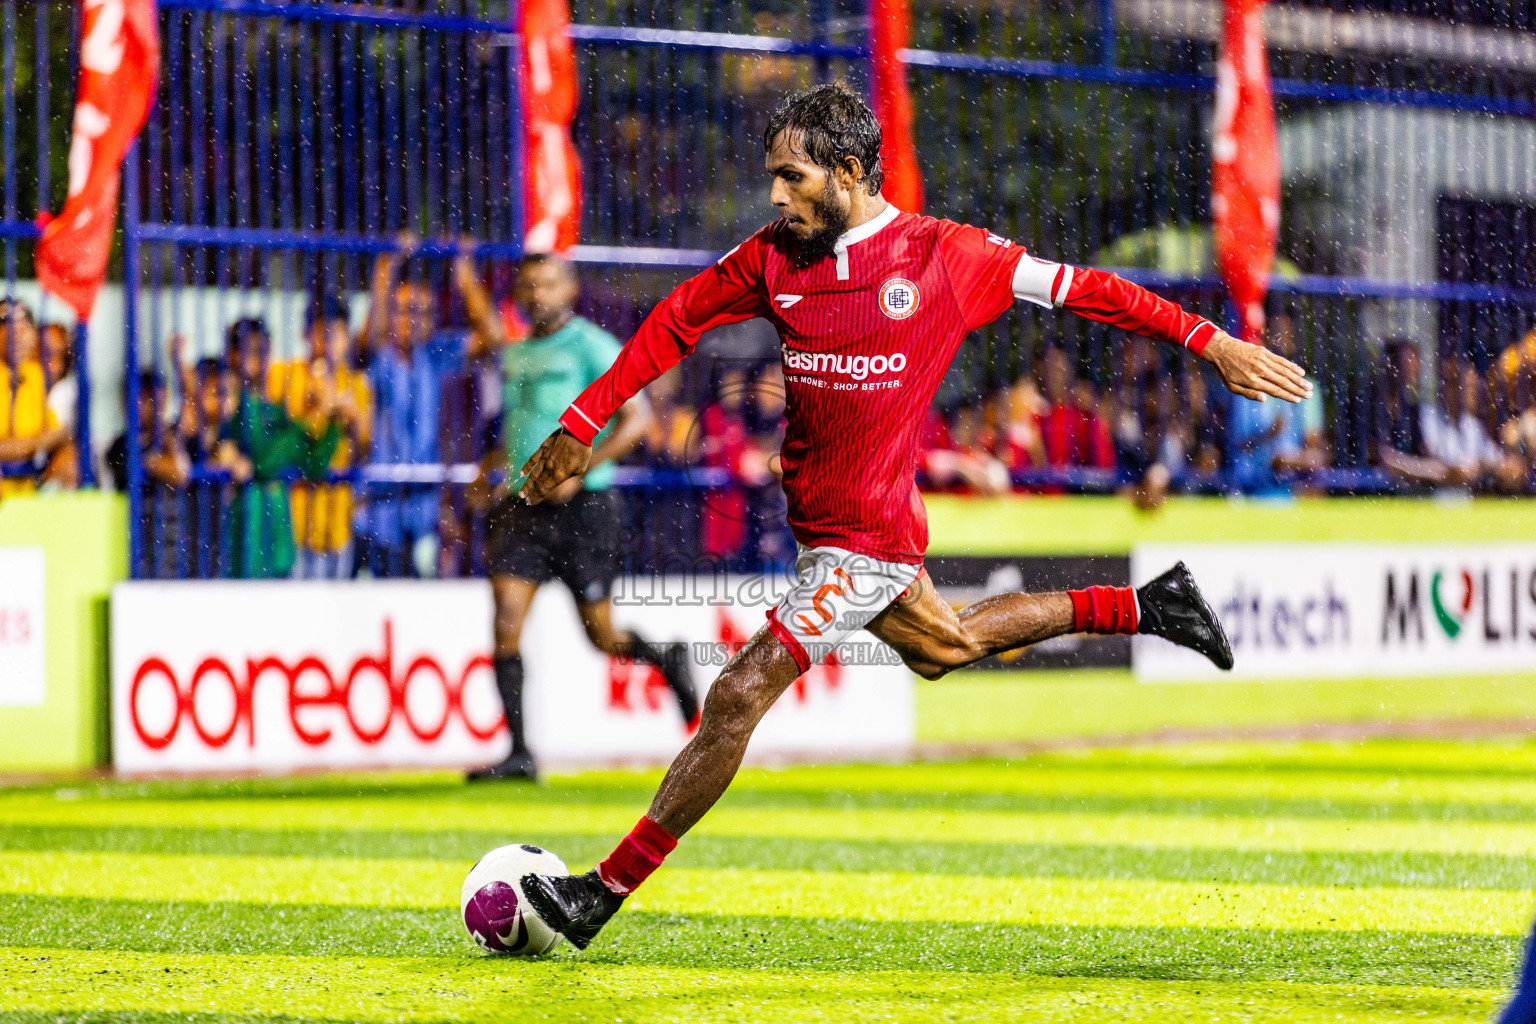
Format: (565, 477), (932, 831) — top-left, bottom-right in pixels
(1, 739), (1531, 1022)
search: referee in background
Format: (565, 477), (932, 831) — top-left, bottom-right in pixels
(468, 253), (699, 782)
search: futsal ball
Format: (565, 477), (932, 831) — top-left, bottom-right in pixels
(460, 844), (569, 956)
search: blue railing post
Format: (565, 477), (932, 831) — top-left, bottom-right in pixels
(75, 322), (93, 487)
(1100, 0), (1116, 68)
(123, 143), (143, 577)
(812, 0), (833, 84)
(507, 0), (526, 250)
(862, 0), (877, 109)
(33, 0), (47, 210)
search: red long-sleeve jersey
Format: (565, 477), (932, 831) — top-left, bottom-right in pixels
(561, 208), (1218, 563)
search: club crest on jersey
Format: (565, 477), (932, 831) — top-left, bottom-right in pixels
(878, 278), (920, 320)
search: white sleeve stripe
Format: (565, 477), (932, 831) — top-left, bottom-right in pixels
(1182, 321), (1209, 348)
(1052, 265), (1075, 306)
(569, 404), (602, 431)
(1011, 257), (1061, 309)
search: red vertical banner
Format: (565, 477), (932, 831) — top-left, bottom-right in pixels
(520, 0), (581, 253)
(35, 0), (159, 320)
(1211, 0), (1279, 342)
(869, 0), (923, 214)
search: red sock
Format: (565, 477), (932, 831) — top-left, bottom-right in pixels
(596, 816), (678, 895)
(1069, 586), (1139, 634)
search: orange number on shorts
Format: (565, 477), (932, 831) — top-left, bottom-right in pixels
(794, 567), (854, 638)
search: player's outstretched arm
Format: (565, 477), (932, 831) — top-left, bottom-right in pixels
(551, 230), (770, 475)
(1201, 331), (1313, 404)
(941, 227), (1316, 408)
(1022, 255), (1313, 405)
(518, 427), (591, 504)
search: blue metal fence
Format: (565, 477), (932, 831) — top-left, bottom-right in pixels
(5, 0), (1532, 575)
(0, 1), (93, 491)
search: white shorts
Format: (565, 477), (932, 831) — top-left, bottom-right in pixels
(766, 545), (923, 673)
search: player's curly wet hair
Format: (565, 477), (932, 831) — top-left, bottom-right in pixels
(763, 83), (884, 195)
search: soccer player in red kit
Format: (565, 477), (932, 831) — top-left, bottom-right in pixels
(517, 84), (1313, 948)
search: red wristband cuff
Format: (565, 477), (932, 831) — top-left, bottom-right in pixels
(1184, 321), (1217, 356)
(558, 405), (601, 445)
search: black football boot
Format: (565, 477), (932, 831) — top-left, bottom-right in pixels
(520, 868), (626, 950)
(659, 642), (701, 728)
(466, 750), (538, 783)
(1135, 561), (1235, 670)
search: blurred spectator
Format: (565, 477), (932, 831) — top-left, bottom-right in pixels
(355, 234), (500, 577)
(637, 365), (704, 564)
(1105, 336), (1172, 508)
(699, 364), (752, 560)
(1180, 367), (1227, 487)
(1420, 354), (1501, 489)
(643, 366), (697, 470)
(107, 370), (199, 576)
(1226, 315), (1327, 496)
(742, 361), (793, 565)
(178, 345), (238, 475)
(39, 322), (79, 489)
(0, 299), (69, 497)
(1378, 344), (1499, 491)
(42, 323), (74, 429)
(998, 373), (1047, 472)
(976, 386), (1009, 456)
(269, 295), (374, 578)
(107, 371), (190, 493)
(1496, 409), (1536, 493)
(1479, 332), (1536, 493)
(921, 399), (1011, 495)
(1490, 329), (1536, 433)
(437, 326), (504, 578)
(1376, 338), (1432, 482)
(1038, 345), (1115, 475)
(220, 317), (342, 579)
(178, 352), (241, 578)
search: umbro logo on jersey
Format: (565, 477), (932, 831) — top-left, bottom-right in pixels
(775, 294), (803, 308)
(878, 278), (920, 320)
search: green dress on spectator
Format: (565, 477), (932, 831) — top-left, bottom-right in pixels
(223, 391), (343, 578)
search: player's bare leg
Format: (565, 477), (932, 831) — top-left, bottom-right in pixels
(866, 577), (1073, 679)
(577, 600), (701, 728)
(468, 575), (541, 781)
(472, 581), (701, 783)
(520, 562), (1229, 948)
(520, 628), (800, 947)
(642, 630), (800, 836)
(869, 561), (1233, 678)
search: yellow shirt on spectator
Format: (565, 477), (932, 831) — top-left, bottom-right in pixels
(0, 359), (59, 499)
(267, 359), (374, 553)
(1499, 331), (1536, 381)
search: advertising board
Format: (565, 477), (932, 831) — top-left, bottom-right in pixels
(1133, 544), (1536, 681)
(0, 547), (46, 707)
(111, 576), (913, 773)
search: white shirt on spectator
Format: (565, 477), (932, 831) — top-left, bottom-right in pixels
(48, 375), (76, 433)
(1421, 406), (1498, 472)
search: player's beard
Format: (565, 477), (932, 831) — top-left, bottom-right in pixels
(788, 179), (850, 266)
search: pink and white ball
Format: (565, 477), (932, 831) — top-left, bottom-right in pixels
(460, 844), (568, 956)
